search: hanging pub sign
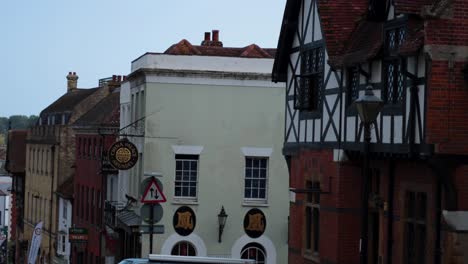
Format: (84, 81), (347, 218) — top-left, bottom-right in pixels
(243, 208), (266, 238)
(173, 206), (196, 236)
(108, 138), (138, 170)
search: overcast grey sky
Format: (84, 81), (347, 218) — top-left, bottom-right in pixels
(1, 0), (287, 117)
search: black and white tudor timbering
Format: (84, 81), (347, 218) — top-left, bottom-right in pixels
(273, 0), (468, 263)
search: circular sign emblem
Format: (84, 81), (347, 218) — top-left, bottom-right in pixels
(243, 208), (266, 238)
(34, 228), (42, 236)
(108, 139), (138, 170)
(141, 204), (164, 224)
(173, 206), (196, 236)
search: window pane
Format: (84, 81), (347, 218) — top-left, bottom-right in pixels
(245, 189), (252, 198)
(246, 158), (252, 167)
(259, 189), (266, 199)
(252, 169), (259, 178)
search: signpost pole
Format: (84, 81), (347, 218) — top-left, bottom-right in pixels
(149, 204), (154, 254)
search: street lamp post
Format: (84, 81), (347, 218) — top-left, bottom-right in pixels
(354, 85), (384, 264)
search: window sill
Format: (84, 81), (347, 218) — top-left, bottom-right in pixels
(172, 200), (199, 206)
(242, 201), (269, 207)
(303, 252), (320, 263)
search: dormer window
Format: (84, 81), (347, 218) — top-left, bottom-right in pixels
(383, 18), (407, 105)
(294, 47), (324, 111)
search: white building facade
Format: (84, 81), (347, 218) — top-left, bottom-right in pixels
(121, 35), (289, 264)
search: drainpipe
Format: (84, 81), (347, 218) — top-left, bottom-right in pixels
(386, 159), (395, 264)
(434, 168), (442, 264)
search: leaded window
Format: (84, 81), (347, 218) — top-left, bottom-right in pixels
(384, 60), (405, 104)
(295, 47), (324, 111)
(244, 157), (268, 202)
(175, 154), (198, 199)
(384, 20), (407, 104)
(404, 191), (427, 264)
(347, 66), (360, 106)
(305, 181), (320, 254)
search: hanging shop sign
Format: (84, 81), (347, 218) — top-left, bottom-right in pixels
(68, 228), (88, 243)
(243, 208), (266, 238)
(173, 206), (196, 236)
(108, 139), (138, 170)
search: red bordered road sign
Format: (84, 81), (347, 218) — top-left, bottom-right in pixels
(141, 177), (167, 204)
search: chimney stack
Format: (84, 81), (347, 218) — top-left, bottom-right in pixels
(201, 30), (223, 47)
(211, 30), (223, 47)
(201, 32), (211, 46)
(66, 72), (78, 92)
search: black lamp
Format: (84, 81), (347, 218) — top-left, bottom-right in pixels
(355, 85), (384, 124)
(354, 85), (383, 264)
(218, 206), (228, 243)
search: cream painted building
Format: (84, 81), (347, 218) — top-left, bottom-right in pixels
(120, 32), (289, 264)
(23, 73), (112, 264)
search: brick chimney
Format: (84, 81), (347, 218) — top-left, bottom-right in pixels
(66, 72), (78, 92)
(200, 30), (223, 47)
(201, 32), (211, 46)
(211, 30), (223, 47)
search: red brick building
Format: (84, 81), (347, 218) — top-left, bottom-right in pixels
(273, 0), (468, 263)
(5, 130), (27, 263)
(71, 78), (121, 264)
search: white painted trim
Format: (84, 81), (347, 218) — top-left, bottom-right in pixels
(172, 145), (204, 155)
(145, 75), (282, 88)
(241, 147), (273, 157)
(161, 233), (207, 257)
(231, 234), (277, 264)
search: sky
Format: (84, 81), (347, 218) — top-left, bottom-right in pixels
(0, 0), (287, 117)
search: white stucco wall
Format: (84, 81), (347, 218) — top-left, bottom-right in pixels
(131, 61), (288, 264)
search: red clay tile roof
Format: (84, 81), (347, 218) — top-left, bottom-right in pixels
(164, 39), (275, 58)
(318, 0), (368, 60)
(331, 21), (384, 67)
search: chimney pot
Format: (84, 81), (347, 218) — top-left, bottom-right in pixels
(123, 76), (127, 81)
(212, 30), (219, 42)
(112, 75), (116, 81)
(205, 32), (211, 41)
(66, 72), (78, 92)
(117, 76), (122, 82)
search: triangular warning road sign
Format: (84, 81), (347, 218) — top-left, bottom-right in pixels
(141, 177), (167, 204)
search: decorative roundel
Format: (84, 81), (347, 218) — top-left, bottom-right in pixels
(173, 206), (196, 236)
(243, 208), (266, 238)
(108, 139), (138, 170)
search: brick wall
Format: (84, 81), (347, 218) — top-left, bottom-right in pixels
(425, 0), (468, 155)
(289, 149), (363, 264)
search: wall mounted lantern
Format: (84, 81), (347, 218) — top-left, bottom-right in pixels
(218, 206), (228, 243)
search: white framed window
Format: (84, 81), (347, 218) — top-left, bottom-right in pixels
(174, 155), (199, 200)
(244, 157), (268, 203)
(241, 242), (266, 264)
(62, 201), (67, 220)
